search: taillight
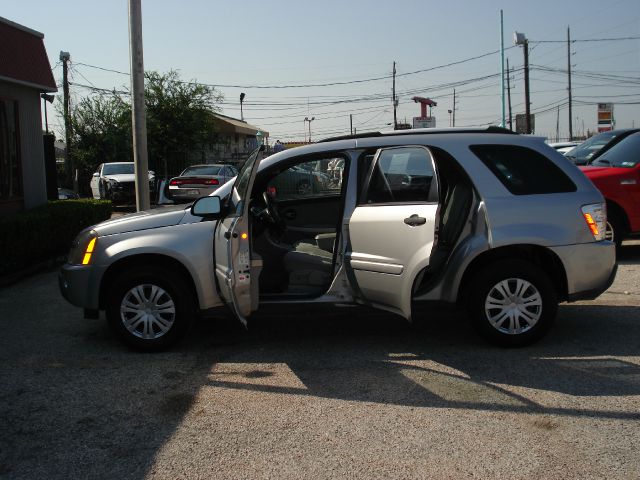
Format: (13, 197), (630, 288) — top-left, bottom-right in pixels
(267, 186), (277, 197)
(581, 203), (606, 241)
(170, 178), (219, 186)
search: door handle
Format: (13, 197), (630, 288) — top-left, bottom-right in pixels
(404, 214), (426, 226)
(283, 209), (296, 220)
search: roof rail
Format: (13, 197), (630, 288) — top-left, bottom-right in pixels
(319, 125), (516, 143)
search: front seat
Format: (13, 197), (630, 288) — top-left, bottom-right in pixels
(283, 234), (335, 289)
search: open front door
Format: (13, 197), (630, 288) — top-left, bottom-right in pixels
(214, 147), (264, 327)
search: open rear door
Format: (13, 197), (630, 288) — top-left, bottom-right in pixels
(214, 146), (264, 327)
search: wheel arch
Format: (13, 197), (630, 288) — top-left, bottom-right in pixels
(99, 253), (199, 310)
(606, 198), (630, 236)
(457, 244), (568, 304)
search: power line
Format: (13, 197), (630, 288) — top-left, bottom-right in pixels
(530, 35), (640, 43)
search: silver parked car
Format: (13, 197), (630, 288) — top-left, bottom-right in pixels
(60, 128), (617, 351)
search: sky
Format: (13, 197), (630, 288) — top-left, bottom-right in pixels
(4, 0), (639, 143)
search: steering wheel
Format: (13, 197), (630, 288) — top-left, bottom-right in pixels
(260, 191), (286, 230)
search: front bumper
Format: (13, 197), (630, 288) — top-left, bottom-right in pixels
(550, 240), (617, 301)
(58, 263), (102, 310)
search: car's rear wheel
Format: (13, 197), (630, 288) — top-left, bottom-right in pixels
(466, 260), (557, 347)
(605, 215), (624, 248)
(106, 266), (194, 351)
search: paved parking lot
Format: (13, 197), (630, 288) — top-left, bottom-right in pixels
(0, 243), (639, 479)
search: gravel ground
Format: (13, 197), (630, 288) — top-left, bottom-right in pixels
(0, 242), (638, 479)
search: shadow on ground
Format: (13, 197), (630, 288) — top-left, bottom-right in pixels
(0, 243), (638, 479)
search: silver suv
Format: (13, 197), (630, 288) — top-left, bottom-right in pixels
(59, 127), (617, 351)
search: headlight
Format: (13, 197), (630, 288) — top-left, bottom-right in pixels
(68, 229), (98, 265)
(108, 178), (119, 186)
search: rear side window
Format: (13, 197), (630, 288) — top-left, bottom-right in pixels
(471, 145), (576, 195)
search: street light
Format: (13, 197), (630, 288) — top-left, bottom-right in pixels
(447, 109), (452, 127)
(240, 92), (246, 121)
(41, 93), (55, 134)
(304, 116), (315, 143)
(514, 31), (531, 134)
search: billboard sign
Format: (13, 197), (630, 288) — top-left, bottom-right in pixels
(597, 103), (614, 133)
(413, 116), (436, 129)
(515, 114), (535, 134)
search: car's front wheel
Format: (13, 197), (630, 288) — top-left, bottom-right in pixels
(106, 266), (194, 351)
(466, 260), (557, 347)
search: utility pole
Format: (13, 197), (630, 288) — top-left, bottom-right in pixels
(500, 10), (506, 127)
(392, 61), (397, 130)
(515, 32), (531, 134)
(128, 0), (150, 211)
(240, 92), (245, 121)
(556, 106), (560, 142)
(506, 59), (513, 130)
(452, 89), (456, 127)
(60, 51), (74, 190)
(567, 26), (573, 141)
(350, 114), (353, 135)
(524, 39), (531, 134)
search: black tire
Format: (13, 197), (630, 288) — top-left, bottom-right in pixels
(466, 260), (557, 347)
(605, 215), (624, 249)
(106, 266), (195, 352)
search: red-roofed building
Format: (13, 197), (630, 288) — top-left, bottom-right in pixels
(1, 16), (57, 215)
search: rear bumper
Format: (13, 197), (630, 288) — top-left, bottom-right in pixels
(550, 241), (617, 301)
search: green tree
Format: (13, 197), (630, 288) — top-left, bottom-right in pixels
(65, 70), (223, 192)
(144, 70), (223, 178)
(67, 94), (132, 194)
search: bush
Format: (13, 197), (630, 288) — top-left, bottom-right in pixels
(0, 200), (112, 276)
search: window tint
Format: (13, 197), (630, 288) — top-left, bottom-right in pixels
(103, 163), (135, 175)
(591, 133), (640, 168)
(471, 145), (576, 195)
(363, 147), (437, 204)
(182, 165), (222, 176)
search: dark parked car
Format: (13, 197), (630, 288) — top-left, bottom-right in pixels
(267, 164), (330, 198)
(565, 129), (640, 165)
(166, 164), (238, 202)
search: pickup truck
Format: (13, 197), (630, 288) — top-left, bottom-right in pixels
(580, 131), (640, 246)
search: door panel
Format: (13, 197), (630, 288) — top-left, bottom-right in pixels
(214, 147), (263, 326)
(346, 146), (439, 319)
(348, 204), (437, 318)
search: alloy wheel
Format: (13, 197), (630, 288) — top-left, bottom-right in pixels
(120, 284), (176, 339)
(484, 278), (542, 335)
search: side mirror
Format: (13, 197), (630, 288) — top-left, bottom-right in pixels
(92, 172), (100, 177)
(191, 196), (222, 217)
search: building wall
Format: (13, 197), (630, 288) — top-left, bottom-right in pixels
(0, 80), (47, 212)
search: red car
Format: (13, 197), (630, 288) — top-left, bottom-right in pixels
(580, 131), (640, 246)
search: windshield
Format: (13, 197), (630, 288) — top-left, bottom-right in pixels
(181, 165), (222, 176)
(591, 133), (640, 168)
(565, 131), (617, 162)
(230, 147), (261, 215)
(103, 163), (134, 175)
